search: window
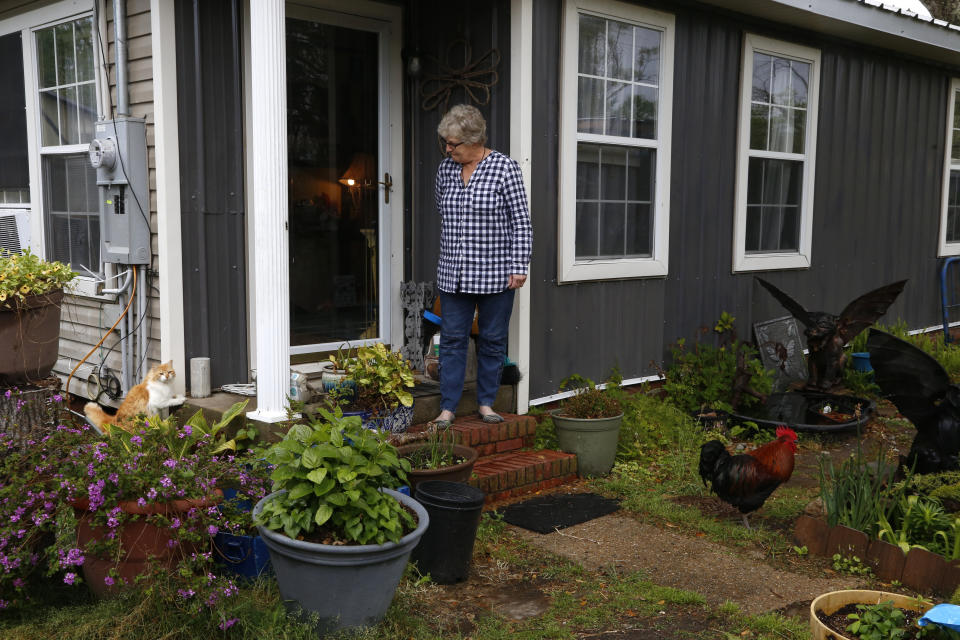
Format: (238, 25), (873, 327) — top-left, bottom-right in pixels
(34, 15), (100, 273)
(940, 79), (960, 256)
(559, 0), (673, 282)
(733, 35), (820, 272)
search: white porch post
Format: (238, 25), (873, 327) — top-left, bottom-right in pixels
(248, 0), (290, 422)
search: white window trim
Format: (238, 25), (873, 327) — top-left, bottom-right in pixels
(558, 0), (674, 283)
(939, 78), (960, 257)
(732, 33), (820, 273)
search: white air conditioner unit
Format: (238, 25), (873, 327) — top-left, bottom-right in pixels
(0, 209), (29, 254)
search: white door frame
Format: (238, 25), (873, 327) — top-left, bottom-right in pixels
(283, 0), (404, 357)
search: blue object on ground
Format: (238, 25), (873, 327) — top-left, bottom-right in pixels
(398, 485), (410, 496)
(214, 531), (272, 580)
(423, 310), (442, 326)
(850, 352), (873, 373)
(919, 604), (960, 629)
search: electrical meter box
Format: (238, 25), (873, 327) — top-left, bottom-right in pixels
(88, 117), (150, 264)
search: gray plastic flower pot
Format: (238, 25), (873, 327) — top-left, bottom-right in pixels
(253, 488), (429, 635)
(551, 409), (623, 477)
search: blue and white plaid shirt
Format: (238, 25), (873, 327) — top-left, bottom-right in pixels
(435, 150), (532, 294)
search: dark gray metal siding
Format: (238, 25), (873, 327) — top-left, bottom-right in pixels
(528, 0), (956, 400)
(175, 0), (248, 388)
(406, 0), (511, 282)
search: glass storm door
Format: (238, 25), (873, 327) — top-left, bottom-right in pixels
(286, 7), (392, 352)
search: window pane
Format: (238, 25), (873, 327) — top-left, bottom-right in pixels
(36, 28), (57, 89)
(948, 170), (960, 244)
(771, 57), (792, 106)
(75, 17), (94, 82)
(600, 146), (626, 200)
(625, 202), (651, 256)
(752, 53), (771, 102)
(0, 32), (30, 200)
(634, 26), (660, 84)
(745, 157), (803, 252)
(605, 80), (631, 136)
(39, 90), (60, 146)
(626, 148), (653, 201)
(43, 154), (99, 272)
(750, 104), (769, 150)
(55, 22), (75, 86)
(600, 202), (626, 255)
(578, 77), (604, 134)
(58, 86), (79, 145)
(633, 85), (657, 139)
(575, 201), (599, 259)
(578, 14), (605, 76)
(577, 144), (600, 200)
(791, 60), (809, 109)
(78, 83), (96, 143)
(770, 106), (800, 154)
(606, 20), (632, 81)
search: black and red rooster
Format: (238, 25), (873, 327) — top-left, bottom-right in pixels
(698, 426), (798, 528)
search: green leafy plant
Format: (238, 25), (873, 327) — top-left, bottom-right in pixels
(660, 314), (773, 414)
(792, 545), (808, 556)
(555, 372), (623, 419)
(846, 600), (907, 639)
(832, 553), (873, 576)
(255, 405), (414, 545)
(0, 248), (76, 306)
(329, 343), (415, 417)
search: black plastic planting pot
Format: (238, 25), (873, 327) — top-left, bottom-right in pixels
(411, 480), (485, 584)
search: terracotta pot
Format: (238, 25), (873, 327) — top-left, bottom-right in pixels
(73, 491), (222, 597)
(810, 589), (933, 640)
(397, 443), (479, 492)
(0, 289), (63, 385)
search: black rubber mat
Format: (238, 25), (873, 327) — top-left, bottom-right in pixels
(497, 493), (620, 534)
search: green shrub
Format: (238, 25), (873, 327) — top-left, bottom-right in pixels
(661, 314), (773, 414)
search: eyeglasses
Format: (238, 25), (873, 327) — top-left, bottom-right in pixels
(442, 138), (465, 150)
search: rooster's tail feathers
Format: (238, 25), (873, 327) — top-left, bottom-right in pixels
(698, 440), (730, 486)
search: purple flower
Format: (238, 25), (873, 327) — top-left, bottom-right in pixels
(147, 488), (157, 500)
(207, 525), (218, 536)
(103, 576), (114, 586)
(3, 391), (10, 399)
(163, 459), (177, 468)
(160, 476), (173, 488)
(219, 618), (237, 630)
(179, 425), (193, 438)
(63, 572), (76, 585)
(178, 588), (195, 599)
(130, 435), (143, 446)
(170, 518), (181, 529)
(137, 497), (147, 507)
(52, 394), (63, 403)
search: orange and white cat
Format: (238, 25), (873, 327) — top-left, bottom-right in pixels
(83, 361), (186, 434)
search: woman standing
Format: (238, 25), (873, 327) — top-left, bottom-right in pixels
(431, 104), (532, 427)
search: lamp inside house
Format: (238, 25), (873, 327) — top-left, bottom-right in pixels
(338, 152), (375, 188)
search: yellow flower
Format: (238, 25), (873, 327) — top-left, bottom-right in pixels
(19, 285), (30, 294)
(0, 293), (6, 302)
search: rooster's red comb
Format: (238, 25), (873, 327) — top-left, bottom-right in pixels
(775, 425), (798, 442)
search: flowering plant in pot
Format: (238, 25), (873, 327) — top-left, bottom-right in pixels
(0, 399), (268, 623)
(329, 342), (416, 433)
(396, 427), (479, 492)
(0, 249), (76, 384)
(550, 373), (625, 477)
(253, 405), (428, 634)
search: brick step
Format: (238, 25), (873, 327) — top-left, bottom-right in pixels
(405, 412), (538, 456)
(468, 449), (578, 503)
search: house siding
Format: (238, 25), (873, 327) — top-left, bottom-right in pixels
(527, 0), (957, 400)
(55, 0), (162, 398)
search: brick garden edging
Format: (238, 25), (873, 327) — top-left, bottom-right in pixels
(793, 515), (960, 596)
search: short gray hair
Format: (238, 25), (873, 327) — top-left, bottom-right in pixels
(437, 104), (487, 146)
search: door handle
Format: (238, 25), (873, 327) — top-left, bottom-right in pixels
(379, 173), (393, 204)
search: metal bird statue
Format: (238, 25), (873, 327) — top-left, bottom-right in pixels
(755, 278), (907, 390)
(868, 329), (960, 474)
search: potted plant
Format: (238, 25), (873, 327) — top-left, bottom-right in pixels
(0, 248), (76, 385)
(0, 398), (266, 622)
(550, 373), (624, 477)
(396, 427), (479, 492)
(329, 342), (416, 433)
(810, 590), (935, 639)
(253, 406), (429, 635)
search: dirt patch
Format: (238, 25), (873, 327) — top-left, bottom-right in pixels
(512, 512), (864, 616)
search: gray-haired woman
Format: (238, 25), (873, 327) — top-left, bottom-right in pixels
(431, 104), (532, 428)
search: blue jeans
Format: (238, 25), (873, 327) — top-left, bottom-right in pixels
(439, 288), (515, 413)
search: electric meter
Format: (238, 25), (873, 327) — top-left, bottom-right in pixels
(88, 137), (117, 169)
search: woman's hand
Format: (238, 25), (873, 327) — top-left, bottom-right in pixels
(508, 274), (527, 289)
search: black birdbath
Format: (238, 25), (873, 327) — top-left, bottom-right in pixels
(727, 390), (874, 433)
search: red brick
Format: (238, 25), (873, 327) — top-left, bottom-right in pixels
(496, 437), (523, 453)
